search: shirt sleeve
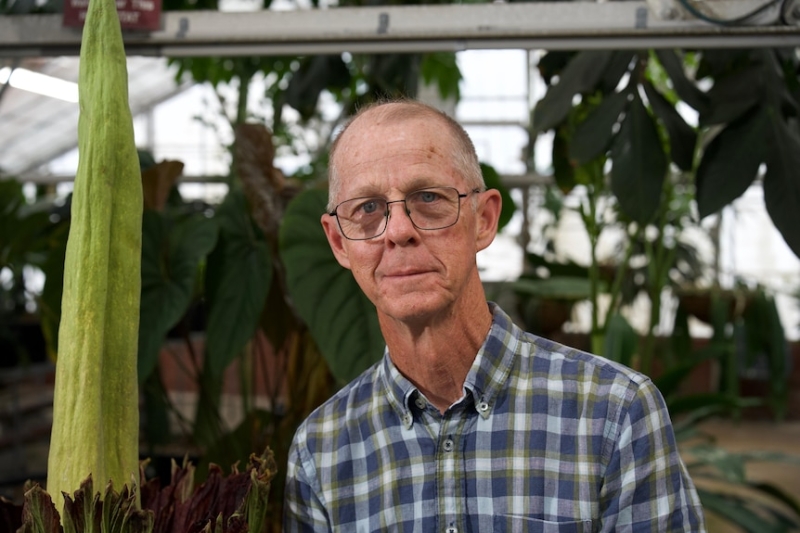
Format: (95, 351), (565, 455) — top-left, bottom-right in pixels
(598, 377), (706, 533)
(283, 430), (331, 533)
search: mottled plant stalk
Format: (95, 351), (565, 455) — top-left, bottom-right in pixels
(46, 0), (142, 515)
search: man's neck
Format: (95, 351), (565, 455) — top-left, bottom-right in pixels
(379, 289), (493, 413)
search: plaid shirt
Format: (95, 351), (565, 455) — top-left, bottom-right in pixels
(284, 303), (706, 533)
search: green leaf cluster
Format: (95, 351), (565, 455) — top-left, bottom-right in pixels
(534, 47), (800, 258)
(0, 179), (69, 361)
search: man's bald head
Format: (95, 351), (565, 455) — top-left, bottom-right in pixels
(327, 100), (485, 211)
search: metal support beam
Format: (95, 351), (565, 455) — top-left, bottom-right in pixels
(1, 1), (799, 58)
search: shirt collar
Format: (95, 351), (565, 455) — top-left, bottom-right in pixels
(463, 302), (519, 419)
(380, 302), (521, 427)
(380, 350), (418, 429)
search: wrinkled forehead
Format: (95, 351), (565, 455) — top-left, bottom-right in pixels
(335, 118), (460, 192)
(339, 107), (451, 147)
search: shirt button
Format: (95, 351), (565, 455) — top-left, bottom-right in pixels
(414, 397), (426, 410)
(443, 438), (454, 452)
(446, 528), (457, 533)
(478, 401), (489, 413)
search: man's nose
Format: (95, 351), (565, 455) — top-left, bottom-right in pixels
(385, 199), (411, 218)
(384, 200), (417, 241)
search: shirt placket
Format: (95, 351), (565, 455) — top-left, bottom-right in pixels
(437, 410), (468, 533)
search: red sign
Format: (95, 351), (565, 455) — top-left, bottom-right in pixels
(63, 0), (162, 31)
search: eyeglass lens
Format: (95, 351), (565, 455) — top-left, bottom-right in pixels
(336, 187), (462, 240)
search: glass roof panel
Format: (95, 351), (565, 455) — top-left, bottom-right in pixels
(0, 56), (190, 181)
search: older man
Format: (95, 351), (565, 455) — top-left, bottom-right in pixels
(283, 99), (706, 533)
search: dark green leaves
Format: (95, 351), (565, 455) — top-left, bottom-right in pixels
(480, 162), (515, 231)
(280, 188), (384, 384)
(420, 52), (462, 101)
(610, 94), (668, 225)
(602, 312), (638, 368)
(205, 187), (272, 377)
(569, 88), (631, 165)
(532, 50), (614, 133)
(699, 63), (763, 126)
(695, 105), (767, 218)
(654, 49), (709, 114)
(691, 48), (800, 260)
(643, 79), (697, 171)
(535, 49), (696, 225)
(284, 56), (351, 120)
(138, 210), (218, 382)
(763, 111), (800, 258)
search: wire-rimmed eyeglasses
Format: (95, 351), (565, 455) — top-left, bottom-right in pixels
(329, 186), (482, 241)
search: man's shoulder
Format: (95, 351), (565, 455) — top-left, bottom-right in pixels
(487, 302), (651, 394)
(512, 331), (669, 426)
(518, 329), (651, 390)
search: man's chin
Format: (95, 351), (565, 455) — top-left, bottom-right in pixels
(376, 292), (451, 325)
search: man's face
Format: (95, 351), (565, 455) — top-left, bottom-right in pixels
(321, 113), (499, 326)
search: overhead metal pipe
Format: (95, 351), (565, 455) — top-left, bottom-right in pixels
(1, 1), (798, 58)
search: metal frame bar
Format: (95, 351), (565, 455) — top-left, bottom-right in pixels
(1, 0), (799, 57)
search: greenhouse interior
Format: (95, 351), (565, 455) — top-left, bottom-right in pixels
(1, 0), (800, 531)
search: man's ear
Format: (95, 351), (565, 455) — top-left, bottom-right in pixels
(321, 213), (352, 270)
(475, 189), (502, 252)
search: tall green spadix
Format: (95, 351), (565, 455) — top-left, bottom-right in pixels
(46, 0), (142, 516)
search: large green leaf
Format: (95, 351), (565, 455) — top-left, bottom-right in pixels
(38, 222), (69, 359)
(695, 105), (768, 219)
(569, 88), (631, 165)
(524, 252), (588, 279)
(748, 481), (800, 522)
(599, 51), (635, 94)
(696, 49), (750, 80)
(666, 392), (759, 418)
(642, 79), (697, 171)
(138, 210), (218, 382)
(602, 312), (637, 367)
(609, 94), (668, 224)
(689, 444), (748, 483)
(279, 188), (384, 384)
(763, 111), (800, 259)
(205, 188), (272, 377)
(654, 49), (709, 114)
(532, 50), (614, 133)
(551, 126), (576, 191)
(511, 276), (595, 300)
(480, 162), (515, 231)
(420, 52), (462, 101)
(696, 489), (788, 533)
(284, 55), (351, 120)
(699, 63), (764, 126)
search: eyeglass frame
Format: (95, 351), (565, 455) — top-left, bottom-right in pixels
(328, 186), (483, 241)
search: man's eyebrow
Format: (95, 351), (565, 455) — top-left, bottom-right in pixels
(405, 177), (442, 190)
(349, 177), (444, 198)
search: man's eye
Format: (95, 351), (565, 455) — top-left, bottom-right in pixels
(419, 191), (440, 203)
(359, 200), (381, 214)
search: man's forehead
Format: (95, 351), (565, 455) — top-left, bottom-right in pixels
(341, 108), (449, 143)
(344, 175), (450, 198)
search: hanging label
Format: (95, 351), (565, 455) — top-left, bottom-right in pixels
(63, 0), (162, 31)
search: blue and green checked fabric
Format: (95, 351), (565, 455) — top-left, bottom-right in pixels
(284, 303), (705, 533)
